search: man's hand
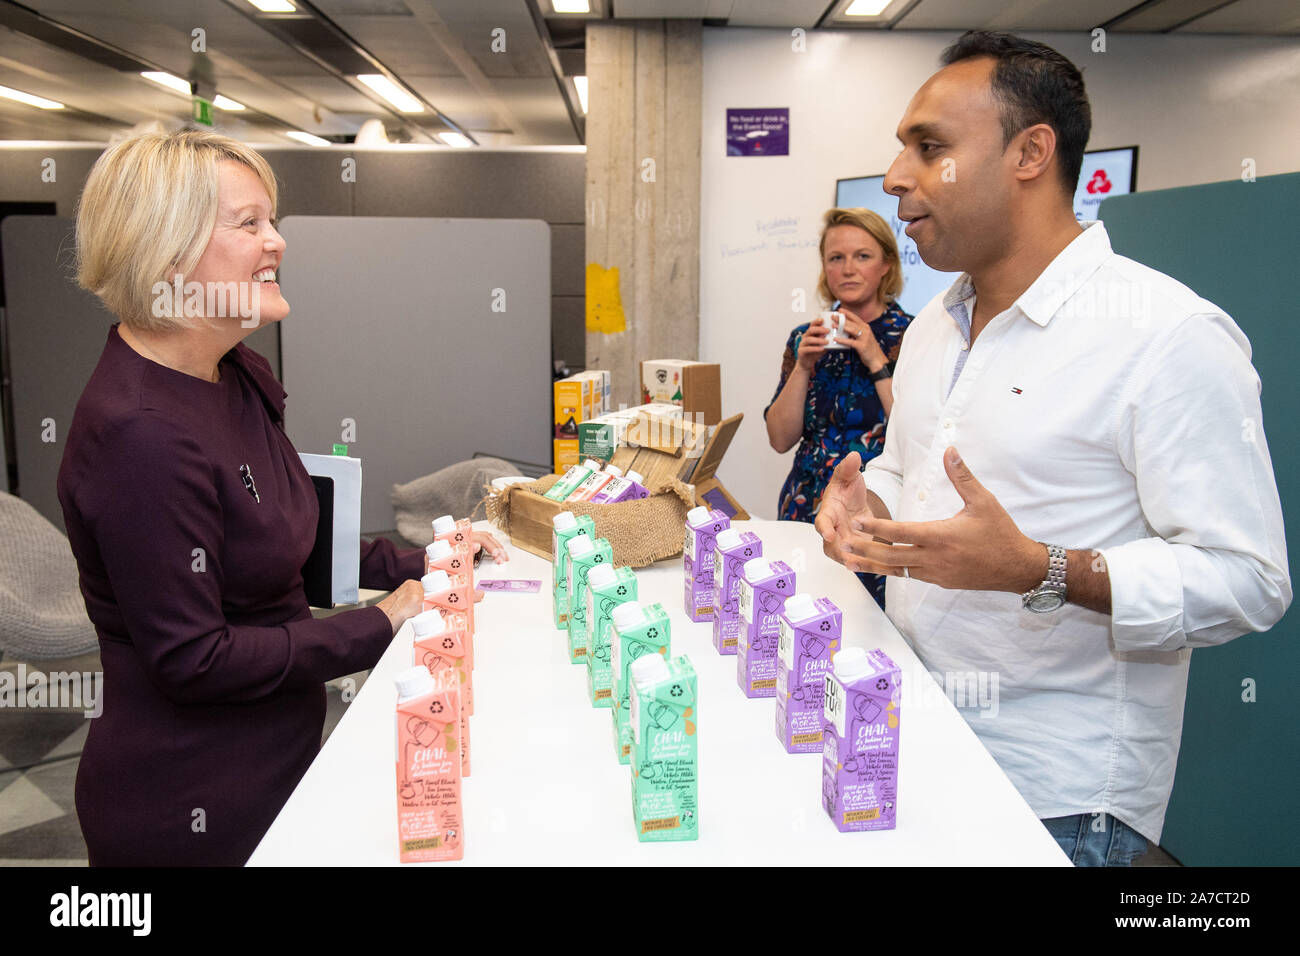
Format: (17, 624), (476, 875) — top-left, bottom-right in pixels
(839, 447), (1046, 593)
(814, 452), (868, 566)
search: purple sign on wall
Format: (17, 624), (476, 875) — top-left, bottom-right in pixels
(726, 108), (789, 157)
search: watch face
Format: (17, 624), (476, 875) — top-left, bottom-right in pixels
(1028, 591), (1066, 612)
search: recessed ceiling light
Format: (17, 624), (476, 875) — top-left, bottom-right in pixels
(245, 0), (297, 12)
(437, 132), (473, 148)
(844, 0), (891, 15)
(213, 95), (245, 111)
(573, 76), (588, 114)
(141, 71), (191, 95)
(356, 74), (423, 113)
(286, 131), (330, 147)
(0, 85), (64, 109)
(551, 1), (591, 13)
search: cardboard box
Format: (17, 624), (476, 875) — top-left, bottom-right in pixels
(577, 409), (639, 462)
(553, 438), (580, 475)
(640, 360), (722, 426)
(501, 413), (747, 562)
(553, 375), (593, 439)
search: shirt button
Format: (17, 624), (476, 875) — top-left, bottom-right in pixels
(943, 419), (953, 430)
(918, 490), (927, 502)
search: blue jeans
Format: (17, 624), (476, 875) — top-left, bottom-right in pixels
(1041, 813), (1148, 867)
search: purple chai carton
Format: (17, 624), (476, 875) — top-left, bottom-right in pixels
(821, 647), (901, 832)
(711, 528), (762, 656)
(683, 506), (729, 622)
(736, 558), (795, 698)
(775, 593), (842, 753)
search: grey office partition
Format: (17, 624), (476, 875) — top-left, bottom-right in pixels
(1101, 173), (1298, 865)
(1, 216), (282, 530)
(277, 216), (552, 532)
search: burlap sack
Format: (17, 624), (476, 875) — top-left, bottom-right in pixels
(483, 475), (694, 568)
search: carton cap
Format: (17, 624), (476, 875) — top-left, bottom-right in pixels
(410, 609), (446, 638)
(630, 653), (670, 691)
(587, 563), (617, 589)
(583, 459), (603, 470)
(421, 570), (451, 594)
(552, 511), (577, 531)
(686, 505), (709, 526)
(394, 665), (435, 703)
(566, 534), (595, 557)
(611, 601), (645, 630)
(425, 538), (453, 560)
(833, 647), (873, 682)
(431, 515), (456, 536)
(604, 464), (623, 478)
(743, 557), (773, 582)
(715, 528), (743, 550)
(626, 470), (644, 484)
(783, 593), (819, 623)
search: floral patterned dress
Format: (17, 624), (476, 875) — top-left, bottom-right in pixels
(764, 302), (912, 607)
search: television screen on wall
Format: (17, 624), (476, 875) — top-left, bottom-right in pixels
(835, 146), (1139, 316)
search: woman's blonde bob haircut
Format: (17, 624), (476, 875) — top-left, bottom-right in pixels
(816, 207), (904, 307)
(76, 128), (278, 332)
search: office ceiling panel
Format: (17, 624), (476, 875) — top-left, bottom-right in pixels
(895, 0), (1138, 31)
(1179, 0), (1300, 34)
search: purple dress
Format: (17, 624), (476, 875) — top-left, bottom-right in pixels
(57, 325), (426, 866)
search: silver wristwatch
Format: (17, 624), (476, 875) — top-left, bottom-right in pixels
(1022, 543), (1067, 612)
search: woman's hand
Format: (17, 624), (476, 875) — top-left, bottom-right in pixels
(376, 579), (425, 636)
(471, 530), (507, 563)
(796, 320), (831, 373)
(838, 311), (889, 373)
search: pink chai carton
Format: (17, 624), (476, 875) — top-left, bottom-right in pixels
(425, 537), (473, 585)
(683, 506), (730, 622)
(394, 665), (463, 862)
(737, 558), (795, 698)
(420, 570), (475, 715)
(412, 609), (472, 776)
(432, 514), (473, 551)
(711, 528), (763, 655)
(822, 647), (901, 833)
(775, 594), (842, 754)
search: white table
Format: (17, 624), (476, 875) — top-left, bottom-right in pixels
(249, 520), (1069, 866)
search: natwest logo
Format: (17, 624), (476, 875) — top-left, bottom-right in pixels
(1086, 169), (1113, 194)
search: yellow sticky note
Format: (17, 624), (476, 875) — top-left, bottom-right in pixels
(586, 263), (627, 334)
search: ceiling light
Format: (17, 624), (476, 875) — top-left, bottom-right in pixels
(573, 76), (588, 114)
(437, 132), (473, 148)
(551, 1), (591, 12)
(0, 85), (64, 109)
(843, 0), (892, 14)
(141, 71), (191, 96)
(245, 0), (297, 12)
(213, 95), (245, 111)
(286, 131), (330, 147)
(356, 74), (423, 113)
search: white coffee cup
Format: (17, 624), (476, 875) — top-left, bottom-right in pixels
(817, 310), (850, 350)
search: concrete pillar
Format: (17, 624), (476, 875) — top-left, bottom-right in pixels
(585, 19), (702, 409)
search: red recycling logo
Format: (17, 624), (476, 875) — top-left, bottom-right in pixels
(1086, 169), (1112, 194)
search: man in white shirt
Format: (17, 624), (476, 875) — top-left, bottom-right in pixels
(815, 31), (1290, 866)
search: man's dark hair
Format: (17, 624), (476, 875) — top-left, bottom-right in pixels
(940, 30), (1091, 194)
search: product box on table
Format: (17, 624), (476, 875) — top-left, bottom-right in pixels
(712, 529), (763, 655)
(610, 601), (671, 764)
(737, 559), (795, 698)
(586, 565), (638, 708)
(683, 506), (730, 622)
(775, 594), (841, 753)
(629, 654), (699, 842)
(822, 648), (901, 832)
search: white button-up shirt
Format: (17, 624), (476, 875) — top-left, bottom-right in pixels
(862, 221), (1290, 842)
